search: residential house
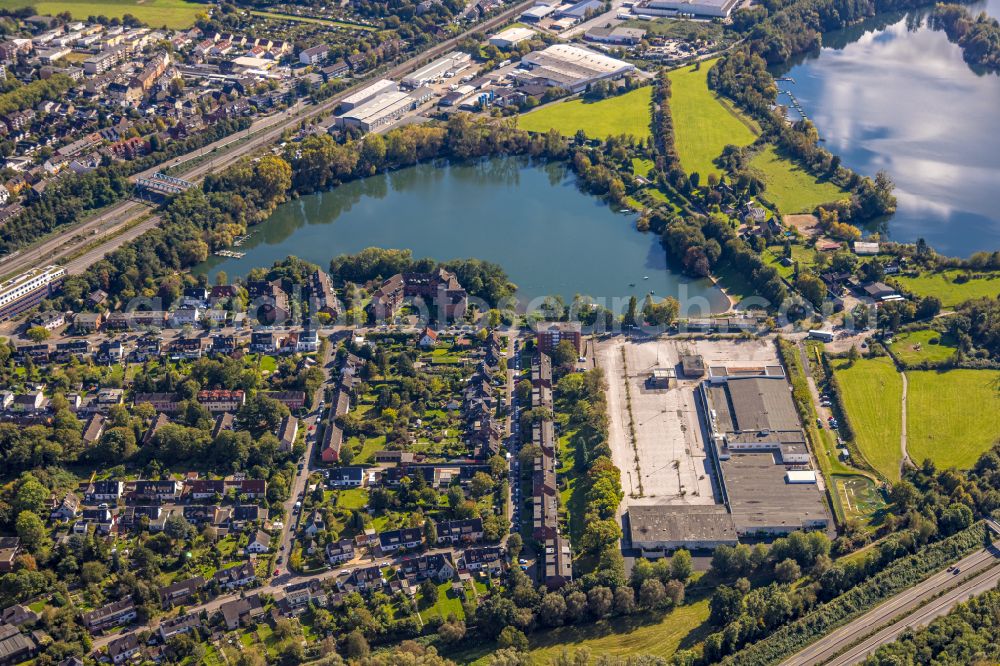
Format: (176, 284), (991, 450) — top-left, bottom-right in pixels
(197, 389), (245, 413)
(50, 492), (80, 522)
(327, 466), (366, 488)
(85, 480), (123, 503)
(127, 480), (182, 503)
(212, 563), (257, 591)
(277, 580), (328, 616)
(0, 624), (38, 665)
(133, 393), (181, 413)
(218, 594), (264, 630)
(436, 518), (484, 545)
(419, 327), (438, 348)
(81, 413), (105, 445)
(0, 537), (19, 573)
(277, 415), (297, 452)
(0, 604), (37, 627)
(263, 391), (306, 411)
(157, 576), (205, 609)
(325, 538), (355, 565)
(338, 565), (384, 594)
(459, 545), (504, 573)
(377, 527), (424, 554)
(72, 311), (104, 333)
(157, 613), (201, 642)
(107, 633), (140, 664)
(245, 530), (270, 554)
(81, 597), (137, 633)
(399, 552), (455, 583)
(303, 511), (325, 537)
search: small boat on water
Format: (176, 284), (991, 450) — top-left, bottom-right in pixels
(643, 276), (649, 280)
(629, 282), (635, 287)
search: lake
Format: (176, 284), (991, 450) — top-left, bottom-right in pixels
(776, 0), (1000, 256)
(195, 158), (731, 314)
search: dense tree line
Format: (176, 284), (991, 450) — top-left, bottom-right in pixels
(931, 4), (1000, 71)
(0, 73), (73, 117)
(659, 211), (787, 305)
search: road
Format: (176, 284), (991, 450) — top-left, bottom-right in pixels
(781, 532), (1000, 666)
(899, 370), (912, 475)
(273, 339), (338, 573)
(823, 561), (1000, 665)
(0, 0), (538, 280)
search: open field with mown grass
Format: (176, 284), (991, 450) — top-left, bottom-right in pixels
(892, 269), (1000, 307)
(517, 86), (652, 141)
(0, 0), (205, 28)
(832, 357), (903, 481)
(890, 329), (957, 366)
(457, 598), (710, 664)
(906, 369), (1000, 470)
(667, 59), (757, 177)
(750, 145), (847, 213)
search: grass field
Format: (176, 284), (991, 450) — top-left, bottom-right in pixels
(892, 269), (1000, 308)
(750, 145), (847, 213)
(522, 598), (710, 663)
(0, 0), (205, 28)
(517, 86), (652, 141)
(890, 329), (957, 366)
(833, 357), (903, 481)
(666, 59), (757, 177)
(906, 369), (1000, 470)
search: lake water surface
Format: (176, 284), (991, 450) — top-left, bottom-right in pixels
(196, 158), (731, 313)
(777, 0), (1000, 256)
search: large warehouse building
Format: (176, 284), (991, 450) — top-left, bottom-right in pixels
(636, 0), (739, 18)
(340, 79), (399, 111)
(402, 51), (471, 88)
(627, 371), (830, 556)
(517, 44), (635, 93)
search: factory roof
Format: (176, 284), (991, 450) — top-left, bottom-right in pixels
(628, 504), (738, 546)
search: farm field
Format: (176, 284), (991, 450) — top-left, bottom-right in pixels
(906, 369), (1000, 470)
(892, 269), (1000, 307)
(750, 145), (847, 213)
(832, 357), (903, 481)
(667, 59), (757, 177)
(890, 329), (957, 366)
(0, 0), (205, 28)
(517, 86), (653, 141)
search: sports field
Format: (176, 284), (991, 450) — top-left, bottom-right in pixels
(666, 59), (757, 177)
(833, 475), (885, 525)
(517, 86), (653, 141)
(906, 369), (1000, 470)
(892, 269), (1000, 308)
(832, 357), (903, 481)
(0, 0), (205, 28)
(750, 145), (847, 213)
(889, 329), (957, 366)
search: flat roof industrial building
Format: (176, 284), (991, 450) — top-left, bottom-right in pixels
(489, 27), (536, 48)
(637, 0), (739, 18)
(340, 79), (398, 111)
(518, 44), (635, 93)
(402, 51), (471, 88)
(337, 89), (425, 133)
(625, 361), (831, 555)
